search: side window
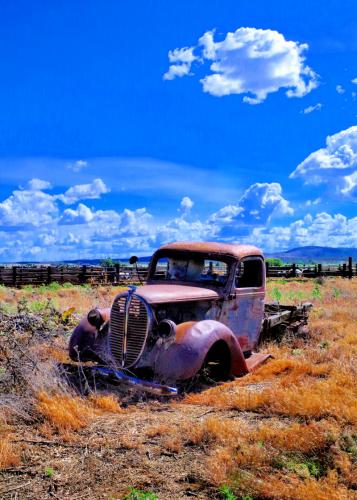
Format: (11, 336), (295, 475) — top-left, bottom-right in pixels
(235, 258), (263, 288)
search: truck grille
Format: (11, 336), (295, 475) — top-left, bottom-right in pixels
(109, 294), (151, 368)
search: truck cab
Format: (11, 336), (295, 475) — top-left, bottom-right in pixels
(146, 242), (265, 354)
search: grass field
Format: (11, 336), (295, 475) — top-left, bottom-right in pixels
(0, 278), (356, 499)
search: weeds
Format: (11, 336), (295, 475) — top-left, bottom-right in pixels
(312, 286), (322, 299)
(44, 466), (54, 478)
(272, 287), (282, 302)
(219, 485), (237, 499)
(122, 488), (158, 499)
(332, 287), (341, 299)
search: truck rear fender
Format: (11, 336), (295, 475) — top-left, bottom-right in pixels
(152, 319), (249, 382)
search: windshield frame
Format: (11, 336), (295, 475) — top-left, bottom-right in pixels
(147, 249), (235, 291)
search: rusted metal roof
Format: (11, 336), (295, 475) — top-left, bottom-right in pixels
(158, 241), (263, 260)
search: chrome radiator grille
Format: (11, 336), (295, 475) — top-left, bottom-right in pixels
(109, 294), (151, 368)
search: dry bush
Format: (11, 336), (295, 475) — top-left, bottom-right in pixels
(185, 372), (356, 423)
(0, 437), (20, 469)
(259, 470), (351, 500)
(118, 434), (143, 450)
(162, 435), (183, 453)
(89, 393), (123, 413)
(36, 391), (96, 432)
(146, 423), (172, 438)
(241, 358), (331, 382)
(205, 446), (236, 485)
(36, 391), (124, 433)
(252, 420), (337, 453)
(34, 343), (71, 364)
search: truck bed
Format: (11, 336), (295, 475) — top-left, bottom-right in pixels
(262, 302), (312, 335)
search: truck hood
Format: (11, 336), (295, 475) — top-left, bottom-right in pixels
(133, 284), (220, 304)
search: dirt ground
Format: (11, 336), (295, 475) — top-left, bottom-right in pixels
(0, 278), (356, 499)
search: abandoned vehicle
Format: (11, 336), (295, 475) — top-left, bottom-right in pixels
(69, 242), (311, 391)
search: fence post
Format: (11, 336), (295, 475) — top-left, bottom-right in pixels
(348, 257), (353, 279)
(12, 266), (17, 287)
(292, 263), (296, 278)
(47, 266), (52, 284)
(318, 264), (322, 276)
(81, 265), (87, 284)
(115, 263), (120, 284)
(265, 261), (269, 278)
(342, 263), (347, 278)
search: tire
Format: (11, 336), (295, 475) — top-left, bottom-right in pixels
(199, 340), (231, 384)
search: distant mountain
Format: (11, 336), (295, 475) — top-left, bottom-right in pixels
(3, 247), (356, 265)
(267, 246), (357, 263)
(6, 256), (153, 265)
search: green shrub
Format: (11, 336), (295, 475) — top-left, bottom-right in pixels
(266, 258), (283, 267)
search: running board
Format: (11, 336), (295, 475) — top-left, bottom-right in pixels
(245, 353), (272, 372)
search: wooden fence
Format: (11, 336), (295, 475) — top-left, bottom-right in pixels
(0, 258), (355, 287)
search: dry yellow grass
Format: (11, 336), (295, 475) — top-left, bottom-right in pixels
(0, 437), (20, 470)
(37, 392), (96, 431)
(36, 391), (123, 433)
(1, 277), (356, 498)
(180, 278), (357, 497)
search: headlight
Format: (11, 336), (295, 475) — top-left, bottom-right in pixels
(157, 319), (176, 338)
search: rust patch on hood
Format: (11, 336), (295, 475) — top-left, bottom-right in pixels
(134, 284), (219, 304)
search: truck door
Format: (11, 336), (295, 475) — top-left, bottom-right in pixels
(223, 256), (265, 352)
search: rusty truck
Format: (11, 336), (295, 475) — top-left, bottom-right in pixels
(69, 242), (311, 393)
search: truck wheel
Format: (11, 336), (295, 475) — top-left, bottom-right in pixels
(200, 340), (231, 383)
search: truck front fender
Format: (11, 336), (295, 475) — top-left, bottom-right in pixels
(152, 320), (249, 383)
(69, 308), (110, 362)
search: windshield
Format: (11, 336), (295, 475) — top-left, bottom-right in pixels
(150, 252), (230, 286)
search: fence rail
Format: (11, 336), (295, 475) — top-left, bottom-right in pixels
(0, 258), (356, 287)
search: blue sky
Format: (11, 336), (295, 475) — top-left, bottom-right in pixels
(0, 0), (356, 261)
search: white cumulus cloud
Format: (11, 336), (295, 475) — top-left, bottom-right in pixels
(164, 27), (318, 103)
(57, 178), (110, 205)
(180, 196), (194, 215)
(290, 125), (357, 201)
(66, 160), (88, 172)
(336, 84), (346, 94)
(163, 47), (197, 80)
(301, 103), (322, 114)
(0, 189), (58, 227)
(253, 212), (357, 251)
(209, 182), (293, 238)
(60, 203), (95, 224)
(27, 178), (52, 190)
